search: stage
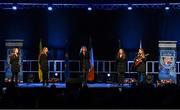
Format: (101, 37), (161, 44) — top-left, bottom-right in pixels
(16, 82), (133, 89)
(1, 1), (180, 109)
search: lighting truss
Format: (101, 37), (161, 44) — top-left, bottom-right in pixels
(0, 2), (180, 10)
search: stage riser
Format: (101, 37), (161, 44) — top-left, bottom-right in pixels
(1, 72), (180, 86)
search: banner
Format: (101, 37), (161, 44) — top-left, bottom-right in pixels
(5, 39), (24, 82)
(159, 41), (177, 84)
(38, 39), (43, 82)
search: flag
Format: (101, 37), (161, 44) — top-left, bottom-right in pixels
(140, 40), (142, 48)
(118, 40), (122, 49)
(38, 39), (43, 82)
(90, 48), (94, 68)
(88, 37), (95, 81)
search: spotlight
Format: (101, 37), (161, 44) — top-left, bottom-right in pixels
(127, 6), (132, 10)
(165, 6), (170, 10)
(48, 6), (53, 11)
(88, 7), (92, 11)
(107, 73), (111, 77)
(55, 73), (58, 76)
(12, 6), (17, 10)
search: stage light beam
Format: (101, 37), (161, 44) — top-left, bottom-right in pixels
(48, 6), (53, 11)
(127, 6), (132, 10)
(107, 73), (111, 77)
(55, 73), (58, 76)
(165, 6), (170, 10)
(12, 6), (17, 10)
(88, 7), (92, 11)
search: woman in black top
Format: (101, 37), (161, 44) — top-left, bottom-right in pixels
(39, 47), (49, 86)
(116, 49), (126, 85)
(134, 48), (147, 84)
(79, 46), (90, 86)
(10, 48), (20, 85)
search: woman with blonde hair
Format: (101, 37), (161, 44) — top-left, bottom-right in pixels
(39, 47), (49, 86)
(79, 46), (90, 86)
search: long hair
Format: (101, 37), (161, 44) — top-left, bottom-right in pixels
(80, 46), (87, 54)
(138, 48), (145, 57)
(117, 49), (126, 59)
(41, 47), (48, 55)
(38, 47), (48, 60)
(11, 48), (19, 56)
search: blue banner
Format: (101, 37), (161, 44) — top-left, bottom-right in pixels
(159, 48), (176, 83)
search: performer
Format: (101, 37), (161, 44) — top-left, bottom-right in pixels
(133, 48), (148, 85)
(79, 46), (90, 86)
(116, 48), (126, 85)
(39, 47), (49, 86)
(10, 48), (20, 85)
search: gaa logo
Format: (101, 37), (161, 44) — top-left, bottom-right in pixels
(160, 56), (175, 69)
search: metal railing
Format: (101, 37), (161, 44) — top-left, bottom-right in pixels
(0, 60), (180, 81)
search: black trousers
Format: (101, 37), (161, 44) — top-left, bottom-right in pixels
(82, 68), (88, 84)
(118, 72), (125, 84)
(137, 72), (146, 84)
(11, 72), (18, 83)
(42, 70), (48, 84)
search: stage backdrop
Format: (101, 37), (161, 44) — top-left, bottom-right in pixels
(159, 41), (177, 83)
(1, 9), (180, 60)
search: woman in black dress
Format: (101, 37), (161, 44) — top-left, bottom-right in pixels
(39, 47), (49, 86)
(79, 46), (90, 86)
(10, 48), (20, 85)
(116, 49), (126, 85)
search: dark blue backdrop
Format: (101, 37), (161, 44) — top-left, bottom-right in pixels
(0, 8), (180, 60)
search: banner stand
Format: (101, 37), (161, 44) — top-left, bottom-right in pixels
(5, 39), (24, 83)
(158, 41), (177, 84)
